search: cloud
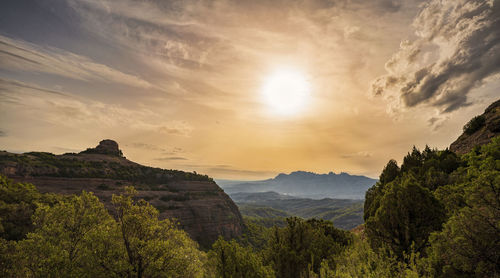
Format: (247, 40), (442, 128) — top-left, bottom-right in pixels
(174, 162), (275, 178)
(129, 143), (166, 152)
(161, 147), (184, 156)
(0, 130), (6, 137)
(340, 151), (373, 159)
(0, 35), (153, 89)
(0, 78), (69, 97)
(155, 156), (188, 161)
(0, 78), (192, 135)
(203, 166), (276, 178)
(372, 0), (500, 113)
(157, 122), (193, 137)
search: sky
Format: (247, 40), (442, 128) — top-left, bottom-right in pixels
(1, 0), (499, 180)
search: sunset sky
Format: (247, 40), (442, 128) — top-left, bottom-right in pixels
(1, 0), (499, 180)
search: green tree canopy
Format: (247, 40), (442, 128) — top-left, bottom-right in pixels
(0, 176), (60, 240)
(365, 175), (445, 258)
(265, 217), (351, 277)
(207, 237), (274, 278)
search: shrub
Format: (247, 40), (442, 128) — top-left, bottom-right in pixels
(463, 115), (485, 135)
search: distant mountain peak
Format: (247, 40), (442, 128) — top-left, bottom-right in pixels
(80, 139), (123, 157)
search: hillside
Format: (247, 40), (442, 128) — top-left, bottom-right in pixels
(0, 139), (243, 247)
(222, 171), (377, 199)
(450, 98), (500, 154)
(231, 191), (364, 230)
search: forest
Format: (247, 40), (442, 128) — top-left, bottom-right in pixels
(0, 136), (499, 277)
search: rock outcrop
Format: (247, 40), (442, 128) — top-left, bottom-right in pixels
(80, 139), (124, 157)
(0, 140), (243, 247)
(450, 99), (500, 154)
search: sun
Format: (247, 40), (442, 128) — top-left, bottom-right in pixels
(261, 68), (311, 116)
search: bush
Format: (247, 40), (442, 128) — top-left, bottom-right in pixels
(463, 115), (485, 135)
(207, 238), (274, 278)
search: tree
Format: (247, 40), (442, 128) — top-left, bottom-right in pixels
(365, 175), (445, 258)
(428, 160), (500, 277)
(379, 159), (400, 185)
(319, 237), (422, 278)
(364, 160), (400, 222)
(15, 191), (119, 277)
(111, 187), (205, 278)
(266, 217), (351, 277)
(2, 186), (206, 277)
(207, 237), (274, 278)
(0, 176), (59, 240)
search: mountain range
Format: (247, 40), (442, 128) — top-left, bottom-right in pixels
(219, 171), (377, 199)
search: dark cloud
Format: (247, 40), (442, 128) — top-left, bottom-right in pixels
(0, 130), (6, 137)
(372, 0), (500, 113)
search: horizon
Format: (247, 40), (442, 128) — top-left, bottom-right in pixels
(1, 0), (499, 180)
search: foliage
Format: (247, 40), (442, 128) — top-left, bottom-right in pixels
(239, 217), (276, 251)
(427, 138), (500, 277)
(365, 175), (445, 258)
(463, 115), (486, 135)
(13, 191), (119, 277)
(379, 159), (400, 185)
(364, 145), (461, 257)
(206, 237), (274, 278)
(365, 136), (500, 276)
(318, 237), (424, 278)
(110, 187), (205, 278)
(265, 217), (351, 277)
(0, 184), (205, 277)
(0, 176), (60, 240)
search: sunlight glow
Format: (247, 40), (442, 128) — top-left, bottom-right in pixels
(261, 68), (311, 115)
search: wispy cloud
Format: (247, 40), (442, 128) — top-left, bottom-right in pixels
(340, 151), (373, 159)
(0, 78), (193, 136)
(129, 143), (166, 152)
(0, 35), (153, 89)
(155, 156), (188, 161)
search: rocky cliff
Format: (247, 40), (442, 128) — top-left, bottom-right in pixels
(450, 99), (500, 154)
(0, 140), (243, 247)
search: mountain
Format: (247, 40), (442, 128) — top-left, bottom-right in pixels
(0, 139), (243, 247)
(230, 191), (364, 230)
(222, 171), (377, 199)
(450, 99), (500, 154)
